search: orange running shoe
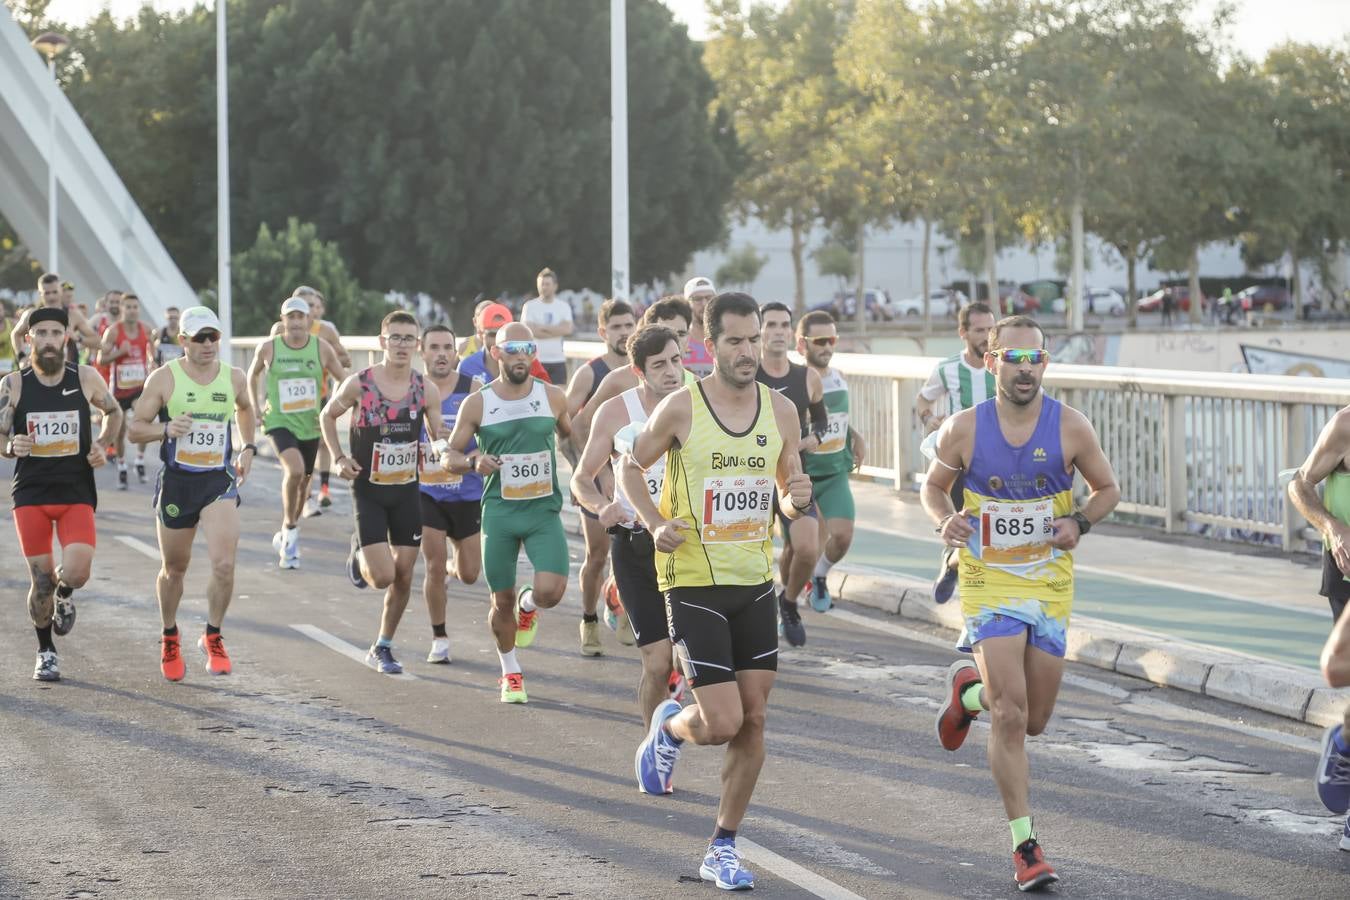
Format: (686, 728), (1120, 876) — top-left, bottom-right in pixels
(936, 659), (982, 751)
(198, 632), (232, 676)
(1012, 838), (1059, 892)
(160, 632), (185, 682)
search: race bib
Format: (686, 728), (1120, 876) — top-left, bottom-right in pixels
(174, 419), (227, 469)
(701, 475), (773, 544)
(418, 440), (461, 488)
(500, 450), (553, 501)
(28, 409), (80, 458)
(116, 361), (146, 390)
(979, 498), (1055, 566)
(812, 411), (849, 454)
(643, 459), (666, 502)
(278, 377), (318, 414)
(370, 440), (417, 485)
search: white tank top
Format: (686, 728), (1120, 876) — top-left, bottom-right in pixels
(611, 387), (666, 527)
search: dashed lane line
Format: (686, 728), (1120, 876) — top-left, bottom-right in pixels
(290, 624), (418, 681)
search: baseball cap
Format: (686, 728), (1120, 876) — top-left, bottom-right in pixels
(684, 276), (716, 298)
(179, 306), (222, 338)
(281, 296), (310, 316)
(479, 302), (513, 330)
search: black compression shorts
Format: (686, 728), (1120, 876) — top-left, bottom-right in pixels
(353, 481), (421, 547)
(664, 581), (778, 688)
(267, 428), (320, 475)
(610, 528), (666, 647)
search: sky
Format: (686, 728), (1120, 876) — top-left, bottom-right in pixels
(40, 0), (1350, 61)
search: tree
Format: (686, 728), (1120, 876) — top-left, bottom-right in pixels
(812, 242), (855, 292)
(716, 244), (769, 290)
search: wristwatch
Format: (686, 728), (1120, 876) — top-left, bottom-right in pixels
(242, 443), (258, 454)
(1071, 511), (1092, 535)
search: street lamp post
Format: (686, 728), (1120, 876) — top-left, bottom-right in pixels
(216, 1), (232, 347)
(31, 31), (70, 273)
(610, 0), (629, 302)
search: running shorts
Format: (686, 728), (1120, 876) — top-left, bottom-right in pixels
(480, 504), (569, 592)
(957, 603), (1068, 659)
(117, 389), (143, 412)
(155, 469), (239, 530)
(810, 470), (855, 521)
(610, 527), (666, 647)
(1320, 547), (1349, 621)
(772, 488), (818, 538)
(353, 482), (421, 548)
(267, 427), (320, 475)
(420, 494), (482, 542)
(13, 503), (96, 557)
(665, 581), (778, 688)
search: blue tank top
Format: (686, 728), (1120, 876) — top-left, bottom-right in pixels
(583, 356), (610, 405)
(420, 372), (484, 502)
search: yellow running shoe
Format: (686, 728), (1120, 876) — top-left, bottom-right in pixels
(515, 586), (539, 649)
(580, 619), (604, 657)
(499, 672), (528, 703)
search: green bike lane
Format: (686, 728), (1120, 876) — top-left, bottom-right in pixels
(841, 523), (1332, 671)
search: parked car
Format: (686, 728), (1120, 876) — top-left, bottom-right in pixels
(1050, 288), (1126, 317)
(809, 289), (892, 322)
(1236, 285), (1291, 312)
(888, 289), (965, 318)
(1138, 286), (1207, 313)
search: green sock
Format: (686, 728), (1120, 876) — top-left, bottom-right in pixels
(960, 682), (985, 714)
(1010, 816), (1034, 848)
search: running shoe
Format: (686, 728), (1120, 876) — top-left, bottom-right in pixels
(1012, 838), (1059, 892)
(603, 576), (637, 646)
(499, 671), (528, 703)
(700, 838), (754, 891)
(51, 588), (76, 637)
(161, 632), (185, 682)
(346, 533), (368, 589)
(635, 698), (682, 795)
(319, 484), (332, 508)
(117, 466), (128, 491)
(515, 586), (539, 648)
(1341, 816), (1350, 852)
(668, 670), (688, 704)
(198, 632), (232, 676)
(427, 637), (452, 664)
(1315, 724), (1350, 814)
(809, 575), (832, 612)
(778, 591), (806, 647)
(136, 460), (147, 484)
(579, 619), (604, 657)
(933, 546), (959, 604)
(365, 644), (403, 675)
(936, 659), (982, 751)
(33, 649), (60, 682)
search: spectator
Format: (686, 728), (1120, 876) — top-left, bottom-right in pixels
(1161, 287), (1176, 327)
(521, 267), (574, 385)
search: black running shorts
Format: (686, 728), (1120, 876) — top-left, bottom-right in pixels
(419, 493), (482, 542)
(266, 427), (320, 475)
(1320, 548), (1349, 621)
(610, 527), (667, 648)
(664, 581), (778, 688)
(155, 468), (239, 530)
(353, 481), (421, 548)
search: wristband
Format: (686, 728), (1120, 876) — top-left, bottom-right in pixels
(791, 494), (813, 513)
(935, 512), (956, 533)
(242, 443), (258, 454)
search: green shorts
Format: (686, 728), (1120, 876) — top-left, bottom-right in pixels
(480, 504), (570, 592)
(811, 471), (855, 521)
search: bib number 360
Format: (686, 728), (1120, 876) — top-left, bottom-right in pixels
(500, 450), (553, 501)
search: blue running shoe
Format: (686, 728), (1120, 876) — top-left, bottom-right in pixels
(933, 546), (958, 604)
(347, 533), (368, 589)
(365, 644), (403, 675)
(701, 838), (754, 891)
(809, 576), (832, 612)
(635, 698), (682, 795)
(1315, 724), (1350, 814)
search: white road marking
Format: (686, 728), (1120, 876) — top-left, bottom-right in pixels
(738, 838), (869, 900)
(290, 624), (418, 680)
(115, 534), (161, 560)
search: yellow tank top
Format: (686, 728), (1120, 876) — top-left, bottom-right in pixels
(655, 382), (782, 590)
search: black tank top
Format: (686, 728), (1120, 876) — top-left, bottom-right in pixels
(756, 361), (809, 436)
(349, 368), (425, 488)
(584, 356), (611, 406)
(12, 364), (96, 508)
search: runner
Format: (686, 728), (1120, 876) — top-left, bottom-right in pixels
(155, 306), (183, 366)
(796, 310), (866, 611)
(248, 296), (347, 569)
(417, 323), (483, 664)
(1284, 410), (1350, 849)
(127, 306), (258, 682)
(321, 310), (443, 675)
(521, 267), (574, 386)
(0, 307), (121, 681)
(925, 315), (1119, 891)
(88, 290), (121, 383)
(756, 301), (825, 647)
(457, 299), (495, 359)
(443, 321), (572, 703)
(458, 302), (552, 384)
(571, 323), (685, 724)
(916, 301), (997, 603)
(11, 274), (101, 371)
(565, 299), (637, 655)
(624, 291), (812, 890)
(682, 276), (716, 378)
(97, 292), (156, 489)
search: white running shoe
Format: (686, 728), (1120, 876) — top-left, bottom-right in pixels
(427, 637), (451, 664)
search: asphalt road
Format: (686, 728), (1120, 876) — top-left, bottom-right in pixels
(1, 455), (1347, 899)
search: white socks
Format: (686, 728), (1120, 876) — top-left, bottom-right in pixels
(498, 649), (521, 676)
(814, 555), (835, 579)
(519, 590), (537, 613)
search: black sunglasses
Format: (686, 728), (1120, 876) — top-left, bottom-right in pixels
(191, 331), (221, 344)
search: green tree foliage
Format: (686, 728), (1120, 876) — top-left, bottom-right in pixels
(715, 243), (769, 289)
(812, 242), (854, 290)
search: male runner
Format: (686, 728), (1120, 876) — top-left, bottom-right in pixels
(155, 306), (183, 365)
(418, 324), (483, 664)
(521, 267), (574, 386)
(796, 310), (866, 610)
(444, 322), (572, 703)
(565, 299), (637, 655)
(1285, 410), (1350, 849)
(0, 307), (121, 681)
(11, 274), (100, 370)
(916, 301), (997, 602)
(128, 306), (258, 682)
(322, 310), (443, 676)
(682, 276), (716, 378)
(925, 315), (1119, 890)
(98, 292), (156, 488)
(249, 296), (347, 568)
(457, 299), (495, 359)
(625, 292), (812, 890)
(459, 302), (551, 383)
(756, 301), (826, 647)
(571, 324), (684, 724)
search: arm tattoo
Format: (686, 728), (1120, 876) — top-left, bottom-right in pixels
(93, 388), (120, 415)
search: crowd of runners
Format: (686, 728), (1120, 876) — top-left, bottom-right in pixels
(2, 267), (1347, 891)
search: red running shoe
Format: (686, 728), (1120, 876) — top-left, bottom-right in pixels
(198, 632), (232, 676)
(161, 632), (185, 682)
(935, 659), (982, 751)
(1013, 838), (1059, 892)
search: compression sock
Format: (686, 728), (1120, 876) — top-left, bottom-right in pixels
(1010, 816), (1034, 849)
(961, 682), (986, 714)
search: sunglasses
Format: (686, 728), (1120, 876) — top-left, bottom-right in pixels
(993, 348), (1049, 365)
(499, 340), (537, 356)
(190, 331), (221, 344)
(805, 336), (837, 347)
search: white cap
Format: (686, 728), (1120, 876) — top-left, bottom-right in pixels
(683, 276), (716, 299)
(179, 306), (222, 338)
(281, 296), (310, 316)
